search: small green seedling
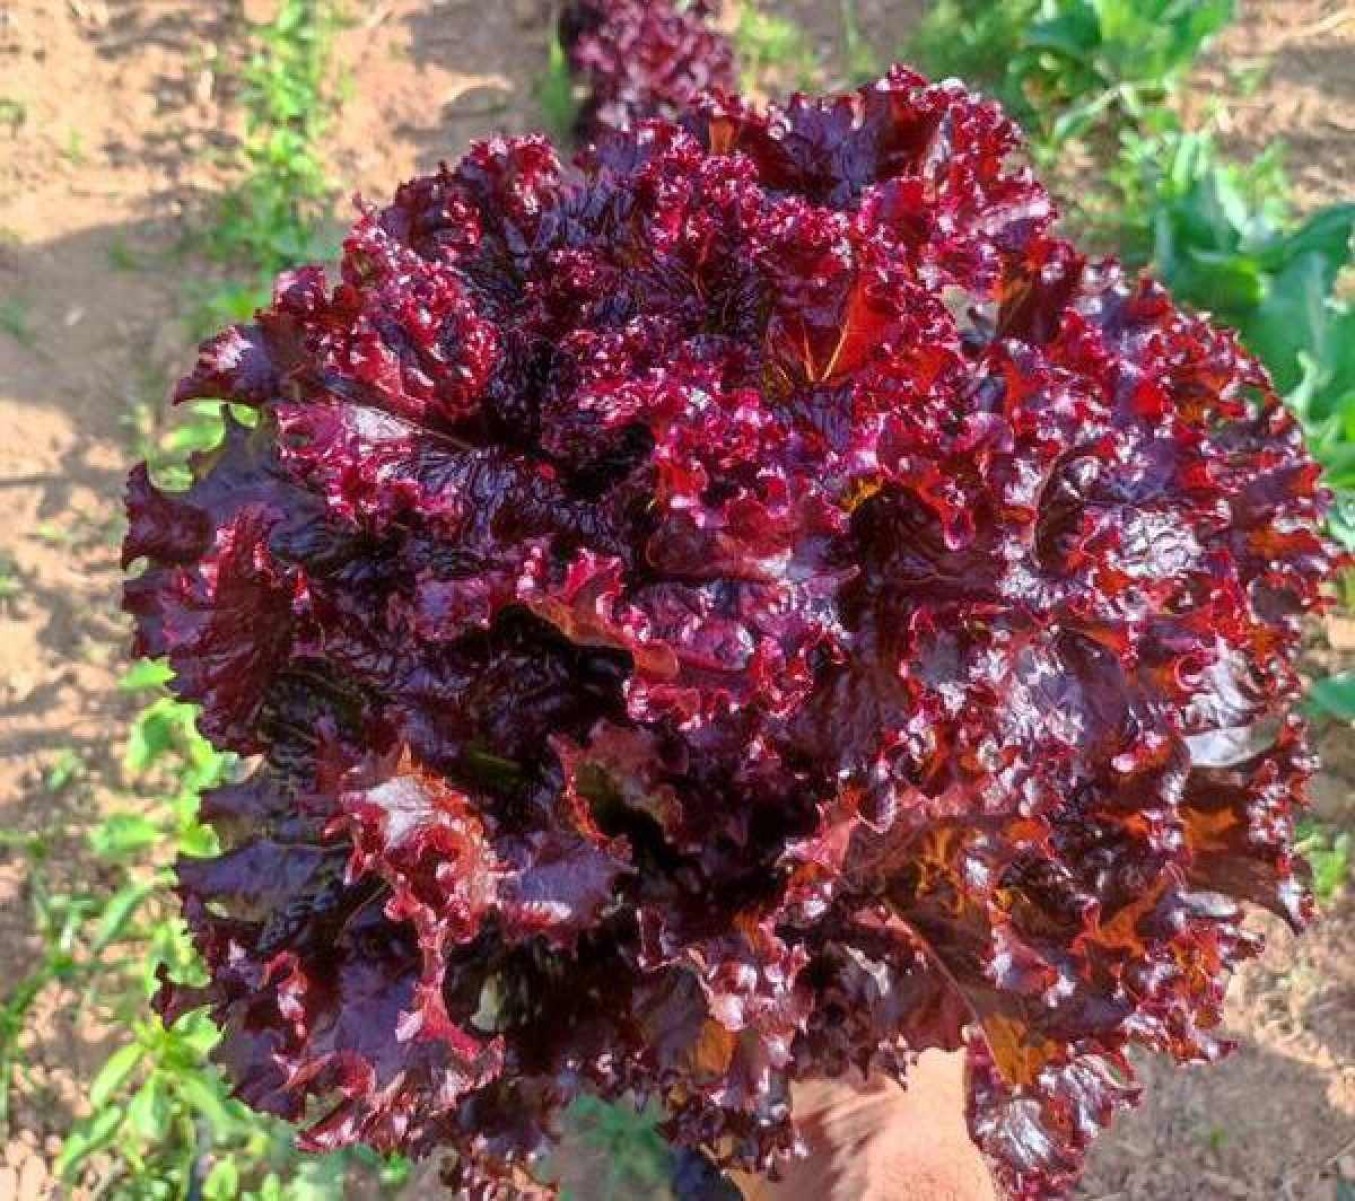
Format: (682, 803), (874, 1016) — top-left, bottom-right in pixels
(538, 28), (579, 143)
(0, 298), (33, 345)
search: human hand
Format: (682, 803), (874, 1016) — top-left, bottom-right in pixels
(731, 1053), (996, 1201)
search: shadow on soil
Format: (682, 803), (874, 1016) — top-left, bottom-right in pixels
(397, 0), (554, 172)
(1082, 1029), (1355, 1199)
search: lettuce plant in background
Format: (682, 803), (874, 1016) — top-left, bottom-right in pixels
(559, 0), (737, 141)
(123, 67), (1332, 1198)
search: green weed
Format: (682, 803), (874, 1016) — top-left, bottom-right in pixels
(0, 836), (101, 1131)
(1297, 820), (1352, 904)
(32, 521), (76, 546)
(220, 0), (338, 263)
(0, 555), (21, 611)
(840, 0), (881, 84)
(62, 129), (86, 166)
(539, 27), (579, 143)
(8, 668), (411, 1199)
(200, 0), (341, 329)
(44, 749), (86, 795)
(106, 237), (141, 272)
(1308, 672), (1355, 723)
(910, 0), (1039, 102)
(0, 98), (25, 133)
(911, 0), (1233, 154)
(734, 3), (819, 93)
(0, 4), (402, 1197)
(0, 298), (33, 346)
(562, 1096), (672, 1201)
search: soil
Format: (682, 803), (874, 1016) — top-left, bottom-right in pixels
(1200, 2), (1355, 214)
(0, 1), (1351, 1198)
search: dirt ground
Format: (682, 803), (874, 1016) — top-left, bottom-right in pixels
(0, 1), (1351, 1198)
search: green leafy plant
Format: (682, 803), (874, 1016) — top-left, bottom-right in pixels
(0, 298), (33, 346)
(538, 27), (579, 143)
(839, 0), (881, 84)
(216, 0), (337, 266)
(0, 98), (26, 133)
(0, 5), (394, 1195)
(62, 129), (86, 166)
(911, 0), (1233, 151)
(198, 0), (340, 331)
(0, 831), (97, 1131)
(1297, 820), (1352, 904)
(910, 0), (1041, 102)
(1307, 672), (1355, 723)
(1079, 121), (1286, 249)
(44, 749), (86, 795)
(733, 2), (819, 92)
(561, 1097), (671, 1201)
(107, 236), (142, 272)
(0, 554), (22, 612)
(37, 669), (410, 1199)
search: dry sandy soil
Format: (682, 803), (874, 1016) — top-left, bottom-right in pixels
(0, 1), (1352, 1198)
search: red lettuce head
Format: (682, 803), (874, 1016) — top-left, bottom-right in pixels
(124, 68), (1333, 1199)
(560, 0), (737, 141)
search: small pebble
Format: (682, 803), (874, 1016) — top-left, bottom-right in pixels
(1200, 1170), (1250, 1198)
